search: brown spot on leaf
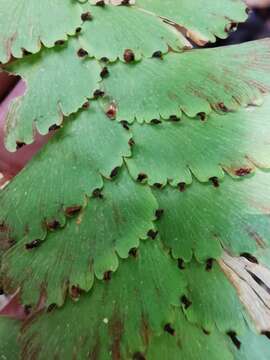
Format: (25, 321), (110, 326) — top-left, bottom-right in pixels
(100, 67), (109, 78)
(77, 48), (88, 57)
(124, 49), (135, 63)
(16, 141), (26, 150)
(235, 168), (252, 177)
(129, 247), (138, 258)
(137, 173), (147, 183)
(110, 167), (120, 179)
(164, 323), (175, 336)
(141, 315), (150, 346)
(150, 119), (162, 125)
(178, 182), (186, 192)
(155, 208), (164, 220)
(96, 0), (105, 6)
(133, 352), (146, 360)
(198, 112), (206, 121)
(178, 258), (185, 270)
(227, 331), (241, 349)
(169, 115), (180, 122)
(22, 48), (32, 56)
(65, 206), (82, 217)
(81, 12), (93, 21)
(54, 40), (65, 46)
(103, 271), (112, 281)
(106, 104), (117, 119)
(120, 120), (129, 130)
(181, 295), (192, 309)
(205, 258), (214, 271)
(47, 303), (57, 313)
(92, 188), (103, 199)
(25, 239), (42, 250)
(152, 50), (163, 59)
(93, 89), (105, 99)
(210, 177), (220, 188)
(109, 314), (123, 360)
(147, 229), (158, 240)
(216, 102), (229, 112)
(71, 285), (82, 300)
(128, 138), (135, 147)
(82, 101), (90, 109)
(49, 124), (61, 131)
(46, 219), (60, 231)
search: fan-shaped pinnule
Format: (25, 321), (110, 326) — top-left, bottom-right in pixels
(19, 241), (185, 359)
(2, 38), (101, 151)
(0, 0), (83, 64)
(102, 40), (270, 123)
(154, 170), (270, 261)
(1, 168), (158, 306)
(126, 98), (270, 186)
(0, 0), (270, 359)
(0, 103), (131, 246)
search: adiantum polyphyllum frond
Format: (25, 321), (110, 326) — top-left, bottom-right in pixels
(0, 0), (270, 359)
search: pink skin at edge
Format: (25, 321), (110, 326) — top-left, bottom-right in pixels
(0, 79), (50, 317)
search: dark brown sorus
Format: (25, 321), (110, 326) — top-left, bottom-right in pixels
(82, 101), (90, 109)
(16, 141), (26, 150)
(178, 182), (186, 192)
(169, 115), (180, 122)
(110, 167), (120, 178)
(100, 67), (109, 78)
(65, 206), (82, 217)
(178, 258), (185, 270)
(96, 0), (105, 6)
(181, 295), (192, 309)
(93, 89), (105, 98)
(124, 49), (135, 63)
(227, 331), (241, 349)
(103, 271), (112, 281)
(129, 247), (138, 257)
(25, 239), (42, 250)
(150, 118), (162, 125)
(120, 120), (129, 130)
(81, 12), (93, 21)
(155, 208), (164, 220)
(152, 50), (163, 59)
(106, 105), (117, 119)
(205, 258), (213, 271)
(137, 173), (147, 182)
(235, 168), (252, 177)
(92, 188), (103, 198)
(210, 177), (219, 188)
(46, 219), (60, 231)
(54, 40), (65, 46)
(49, 124), (61, 131)
(128, 138), (135, 147)
(133, 352), (146, 360)
(164, 323), (176, 336)
(147, 229), (158, 240)
(77, 48), (88, 57)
